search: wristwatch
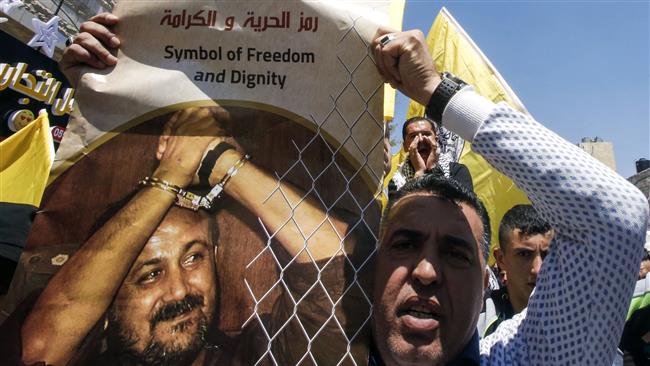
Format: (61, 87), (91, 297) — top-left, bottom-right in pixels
(425, 72), (467, 124)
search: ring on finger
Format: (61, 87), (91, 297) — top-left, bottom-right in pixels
(379, 34), (396, 47)
(66, 35), (76, 46)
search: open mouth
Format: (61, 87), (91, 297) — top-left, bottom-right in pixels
(397, 299), (442, 331)
(406, 310), (436, 319)
(400, 305), (440, 320)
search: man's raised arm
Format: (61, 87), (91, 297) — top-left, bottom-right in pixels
(21, 108), (222, 365)
(202, 145), (353, 264)
(373, 29), (649, 365)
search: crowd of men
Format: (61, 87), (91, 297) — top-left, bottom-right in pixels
(1, 11), (649, 366)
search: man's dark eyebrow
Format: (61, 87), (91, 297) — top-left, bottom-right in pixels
(132, 257), (162, 275)
(441, 235), (474, 251)
(514, 247), (535, 252)
(184, 240), (209, 252)
(131, 240), (209, 275)
(389, 229), (427, 242)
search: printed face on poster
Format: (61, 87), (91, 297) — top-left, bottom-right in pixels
(5, 1), (393, 365)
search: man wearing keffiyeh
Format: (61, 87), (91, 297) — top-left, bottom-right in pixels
(389, 116), (472, 193)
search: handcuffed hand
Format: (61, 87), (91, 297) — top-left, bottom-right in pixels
(154, 106), (232, 188)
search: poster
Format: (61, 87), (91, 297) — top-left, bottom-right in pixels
(1, 1), (393, 365)
(0, 29), (73, 143)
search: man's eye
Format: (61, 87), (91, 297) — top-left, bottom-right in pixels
(183, 253), (204, 266)
(445, 249), (470, 263)
(138, 270), (162, 284)
(391, 241), (417, 252)
(517, 251), (533, 258)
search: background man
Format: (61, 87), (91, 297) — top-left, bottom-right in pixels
(389, 117), (472, 192)
(620, 242), (650, 365)
(483, 204), (553, 337)
(639, 244), (650, 280)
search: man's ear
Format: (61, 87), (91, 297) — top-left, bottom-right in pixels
(494, 246), (506, 269)
(483, 266), (490, 291)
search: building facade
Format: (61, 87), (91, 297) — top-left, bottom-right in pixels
(578, 137), (617, 172)
(629, 162), (650, 200)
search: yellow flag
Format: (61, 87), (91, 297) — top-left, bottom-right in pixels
(379, 0), (405, 208)
(383, 0), (406, 123)
(406, 7), (530, 265)
(0, 111), (55, 207)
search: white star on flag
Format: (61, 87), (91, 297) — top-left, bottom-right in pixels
(27, 15), (67, 58)
(0, 0), (23, 14)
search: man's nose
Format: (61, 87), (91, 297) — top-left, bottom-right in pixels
(531, 254), (543, 276)
(164, 267), (190, 302)
(411, 256), (441, 287)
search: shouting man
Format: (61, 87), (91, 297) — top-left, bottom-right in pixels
(370, 29), (649, 365)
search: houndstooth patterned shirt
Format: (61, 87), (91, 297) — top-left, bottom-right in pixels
(443, 89), (650, 366)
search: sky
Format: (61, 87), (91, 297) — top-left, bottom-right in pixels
(393, 1), (649, 178)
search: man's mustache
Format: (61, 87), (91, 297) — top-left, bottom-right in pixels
(150, 294), (204, 328)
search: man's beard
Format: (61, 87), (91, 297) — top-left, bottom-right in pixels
(106, 294), (212, 366)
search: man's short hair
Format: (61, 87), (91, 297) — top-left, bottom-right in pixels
(383, 173), (491, 262)
(401, 116), (436, 140)
(498, 204), (551, 251)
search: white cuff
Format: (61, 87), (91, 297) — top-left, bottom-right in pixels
(441, 87), (495, 143)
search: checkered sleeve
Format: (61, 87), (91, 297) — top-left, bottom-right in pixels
(442, 89), (649, 365)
